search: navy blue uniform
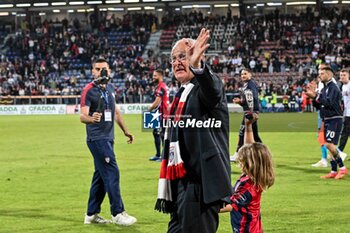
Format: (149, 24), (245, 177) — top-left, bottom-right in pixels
(81, 82), (125, 216)
(236, 80), (262, 152)
(313, 80), (343, 144)
(81, 82), (116, 140)
(312, 78), (348, 176)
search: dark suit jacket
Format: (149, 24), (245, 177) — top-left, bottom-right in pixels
(178, 63), (232, 204)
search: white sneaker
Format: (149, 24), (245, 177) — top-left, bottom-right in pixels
(112, 212), (137, 226)
(230, 152), (238, 163)
(84, 214), (111, 224)
(311, 160), (328, 168)
(339, 151), (347, 162)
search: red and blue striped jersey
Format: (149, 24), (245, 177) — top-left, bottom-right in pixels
(230, 174), (262, 233)
(154, 81), (169, 118)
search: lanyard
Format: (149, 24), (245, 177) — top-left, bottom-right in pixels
(99, 89), (110, 109)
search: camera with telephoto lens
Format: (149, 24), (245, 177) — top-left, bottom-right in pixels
(94, 68), (111, 85)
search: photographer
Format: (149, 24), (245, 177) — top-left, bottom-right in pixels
(231, 68), (262, 162)
(80, 58), (136, 226)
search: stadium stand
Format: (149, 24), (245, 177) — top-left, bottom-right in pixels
(0, 6), (350, 109)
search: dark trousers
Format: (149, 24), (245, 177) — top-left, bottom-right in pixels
(86, 139), (124, 216)
(153, 127), (164, 157)
(168, 179), (220, 233)
(290, 103), (296, 112)
(236, 118), (262, 152)
(339, 116), (350, 151)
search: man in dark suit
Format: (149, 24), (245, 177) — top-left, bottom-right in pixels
(157, 28), (232, 233)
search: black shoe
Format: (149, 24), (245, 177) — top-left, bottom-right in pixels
(149, 155), (161, 161)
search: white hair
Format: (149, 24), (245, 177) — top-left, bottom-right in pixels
(171, 38), (196, 55)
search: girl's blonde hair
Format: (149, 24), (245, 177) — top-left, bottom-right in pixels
(238, 143), (275, 191)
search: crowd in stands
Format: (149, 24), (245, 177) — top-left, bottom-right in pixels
(0, 6), (350, 109)
(0, 12), (155, 100)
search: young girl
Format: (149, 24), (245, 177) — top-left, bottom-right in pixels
(221, 116), (275, 233)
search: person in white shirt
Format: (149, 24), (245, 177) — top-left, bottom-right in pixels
(311, 75), (330, 168)
(338, 68), (350, 158)
(249, 59), (256, 72)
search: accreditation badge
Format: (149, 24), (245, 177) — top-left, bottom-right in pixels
(104, 110), (112, 121)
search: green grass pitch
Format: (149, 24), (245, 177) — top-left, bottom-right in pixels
(1, 113), (350, 233)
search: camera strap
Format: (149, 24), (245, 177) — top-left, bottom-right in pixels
(99, 88), (110, 110)
(99, 88), (113, 122)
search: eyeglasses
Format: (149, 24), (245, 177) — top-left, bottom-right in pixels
(169, 53), (187, 64)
